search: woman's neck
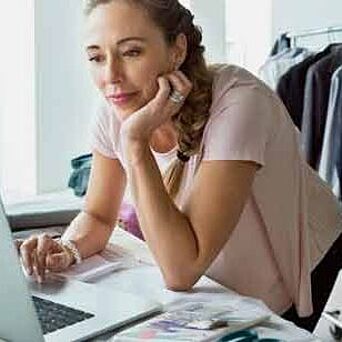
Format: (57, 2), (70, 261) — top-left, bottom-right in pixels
(150, 121), (178, 153)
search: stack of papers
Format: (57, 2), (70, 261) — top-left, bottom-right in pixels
(113, 301), (271, 341)
(56, 255), (124, 282)
(52, 242), (143, 282)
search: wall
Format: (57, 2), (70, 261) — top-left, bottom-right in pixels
(35, 0), (96, 193)
(225, 0), (272, 74)
(272, 0), (342, 43)
(0, 0), (36, 203)
(191, 0), (227, 63)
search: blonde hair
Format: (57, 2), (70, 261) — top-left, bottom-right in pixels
(84, 0), (214, 198)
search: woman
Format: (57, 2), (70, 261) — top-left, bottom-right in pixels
(18, 0), (341, 331)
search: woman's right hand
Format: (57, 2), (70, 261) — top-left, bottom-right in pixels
(16, 234), (75, 282)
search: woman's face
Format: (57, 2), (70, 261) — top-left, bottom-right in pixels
(84, 1), (180, 121)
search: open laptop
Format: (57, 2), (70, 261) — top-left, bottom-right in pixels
(0, 195), (161, 342)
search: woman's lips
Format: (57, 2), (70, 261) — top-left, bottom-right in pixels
(106, 92), (139, 106)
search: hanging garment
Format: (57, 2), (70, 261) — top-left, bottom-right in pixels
(259, 48), (312, 90)
(301, 46), (342, 169)
(319, 66), (342, 198)
(259, 48), (291, 88)
(276, 44), (340, 129)
(269, 33), (291, 56)
(68, 153), (93, 197)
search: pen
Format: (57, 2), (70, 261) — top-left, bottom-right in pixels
(217, 329), (281, 342)
(215, 315), (278, 342)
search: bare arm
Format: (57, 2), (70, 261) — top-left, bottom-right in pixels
(62, 150), (127, 259)
(118, 72), (259, 291)
(19, 150), (126, 281)
(127, 142), (259, 290)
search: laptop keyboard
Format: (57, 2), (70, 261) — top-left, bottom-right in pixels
(32, 296), (94, 334)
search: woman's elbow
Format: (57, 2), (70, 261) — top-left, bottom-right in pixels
(163, 271), (199, 292)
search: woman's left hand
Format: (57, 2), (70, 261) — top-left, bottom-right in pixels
(120, 70), (192, 143)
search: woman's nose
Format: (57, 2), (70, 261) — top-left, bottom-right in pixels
(104, 58), (123, 84)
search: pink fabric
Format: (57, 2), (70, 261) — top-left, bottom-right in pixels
(118, 202), (144, 240)
(91, 64), (341, 317)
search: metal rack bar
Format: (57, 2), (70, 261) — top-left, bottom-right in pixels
(285, 26), (342, 48)
(286, 26), (342, 39)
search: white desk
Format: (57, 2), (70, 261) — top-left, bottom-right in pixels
(314, 270), (342, 341)
(84, 228), (318, 341)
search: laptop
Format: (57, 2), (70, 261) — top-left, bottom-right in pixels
(0, 196), (162, 342)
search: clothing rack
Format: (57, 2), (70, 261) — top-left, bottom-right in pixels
(286, 25), (342, 48)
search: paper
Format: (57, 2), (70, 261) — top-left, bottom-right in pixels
(53, 242), (143, 282)
(56, 255), (124, 282)
(105, 238), (156, 266)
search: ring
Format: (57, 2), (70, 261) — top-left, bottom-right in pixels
(169, 90), (185, 104)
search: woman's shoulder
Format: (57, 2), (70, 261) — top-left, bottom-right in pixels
(211, 63), (253, 83)
(211, 64), (260, 88)
(92, 99), (121, 141)
(200, 64), (288, 156)
(210, 64), (276, 106)
(96, 99), (117, 119)
(208, 64), (282, 120)
(91, 99), (122, 160)
(95, 99), (121, 127)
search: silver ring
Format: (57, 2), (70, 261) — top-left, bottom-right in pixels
(169, 90), (185, 104)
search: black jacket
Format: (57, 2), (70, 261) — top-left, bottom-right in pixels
(301, 46), (342, 168)
(276, 45), (340, 130)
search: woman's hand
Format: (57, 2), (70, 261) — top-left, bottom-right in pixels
(120, 71), (192, 143)
(16, 234), (75, 282)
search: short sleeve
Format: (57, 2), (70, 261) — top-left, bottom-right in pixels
(202, 87), (275, 166)
(90, 104), (119, 159)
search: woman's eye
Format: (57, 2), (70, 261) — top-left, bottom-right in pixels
(123, 49), (141, 57)
(88, 56), (104, 63)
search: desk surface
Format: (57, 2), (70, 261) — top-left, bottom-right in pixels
(85, 228), (318, 341)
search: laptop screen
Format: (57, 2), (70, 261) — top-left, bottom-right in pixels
(0, 196), (44, 342)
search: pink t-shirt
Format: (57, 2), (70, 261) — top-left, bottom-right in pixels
(91, 65), (341, 316)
